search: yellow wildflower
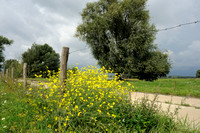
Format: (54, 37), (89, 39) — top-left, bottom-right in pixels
(77, 112), (81, 116)
(66, 116), (69, 121)
(47, 124), (51, 128)
(64, 123), (67, 127)
(55, 116), (58, 121)
(112, 114), (116, 118)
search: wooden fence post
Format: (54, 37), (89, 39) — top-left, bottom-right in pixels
(23, 63), (27, 89)
(129, 91), (132, 102)
(11, 67), (14, 80)
(60, 47), (69, 86)
(175, 81), (177, 90)
(2, 70), (4, 77)
(6, 69), (8, 79)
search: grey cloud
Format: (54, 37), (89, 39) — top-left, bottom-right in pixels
(147, 0), (200, 76)
(31, 0), (97, 20)
(147, 0), (200, 27)
(0, 0), (200, 76)
(166, 40), (200, 76)
(176, 41), (200, 67)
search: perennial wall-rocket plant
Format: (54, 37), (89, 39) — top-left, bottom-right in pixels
(27, 65), (134, 132)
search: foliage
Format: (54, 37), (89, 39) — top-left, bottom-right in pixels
(1, 66), (198, 132)
(0, 35), (13, 71)
(75, 0), (171, 81)
(196, 70), (200, 78)
(22, 43), (60, 78)
(3, 59), (23, 78)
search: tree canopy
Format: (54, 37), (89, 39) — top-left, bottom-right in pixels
(4, 59), (23, 78)
(75, 0), (171, 81)
(0, 35), (13, 71)
(22, 43), (60, 78)
(196, 70), (200, 78)
(4, 59), (19, 70)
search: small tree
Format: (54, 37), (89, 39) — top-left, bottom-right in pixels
(22, 43), (60, 78)
(196, 70), (200, 78)
(0, 35), (13, 71)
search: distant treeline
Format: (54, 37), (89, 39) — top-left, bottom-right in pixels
(107, 74), (197, 79)
(166, 76), (196, 79)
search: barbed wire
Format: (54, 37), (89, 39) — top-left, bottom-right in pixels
(69, 48), (88, 54)
(157, 20), (199, 31)
(70, 20), (200, 54)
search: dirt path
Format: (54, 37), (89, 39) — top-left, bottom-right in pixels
(130, 92), (200, 127)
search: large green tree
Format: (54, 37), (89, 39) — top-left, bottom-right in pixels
(22, 43), (60, 78)
(0, 35), (13, 71)
(75, 0), (171, 81)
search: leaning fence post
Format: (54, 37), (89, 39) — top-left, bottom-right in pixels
(60, 47), (69, 86)
(23, 63), (27, 89)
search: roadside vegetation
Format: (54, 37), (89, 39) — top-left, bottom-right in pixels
(1, 66), (199, 132)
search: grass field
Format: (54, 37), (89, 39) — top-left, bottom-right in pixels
(124, 78), (200, 98)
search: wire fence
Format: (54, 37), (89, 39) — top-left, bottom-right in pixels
(157, 20), (199, 31)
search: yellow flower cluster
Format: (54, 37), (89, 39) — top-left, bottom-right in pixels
(30, 65), (134, 131)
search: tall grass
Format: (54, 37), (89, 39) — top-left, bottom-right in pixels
(0, 66), (199, 132)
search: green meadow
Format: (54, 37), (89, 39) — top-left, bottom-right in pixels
(124, 78), (200, 98)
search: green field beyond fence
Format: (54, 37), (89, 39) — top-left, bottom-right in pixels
(124, 78), (200, 98)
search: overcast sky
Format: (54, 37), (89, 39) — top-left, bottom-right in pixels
(0, 0), (200, 76)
